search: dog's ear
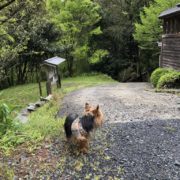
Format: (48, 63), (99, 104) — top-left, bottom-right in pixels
(96, 105), (99, 111)
(85, 103), (89, 110)
(85, 102), (89, 106)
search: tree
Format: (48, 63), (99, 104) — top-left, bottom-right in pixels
(94, 0), (153, 81)
(46, 0), (103, 76)
(0, 0), (60, 88)
(134, 0), (179, 74)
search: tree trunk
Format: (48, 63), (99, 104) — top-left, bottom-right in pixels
(66, 53), (74, 77)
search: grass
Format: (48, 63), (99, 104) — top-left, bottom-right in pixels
(0, 74), (115, 154)
(0, 74), (114, 113)
(0, 82), (47, 113)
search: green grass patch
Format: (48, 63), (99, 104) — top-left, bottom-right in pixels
(26, 100), (64, 138)
(0, 74), (115, 154)
(0, 82), (47, 114)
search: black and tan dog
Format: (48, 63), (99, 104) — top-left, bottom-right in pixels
(64, 103), (104, 153)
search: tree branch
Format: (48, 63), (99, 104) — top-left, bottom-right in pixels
(0, 3), (24, 25)
(0, 0), (15, 11)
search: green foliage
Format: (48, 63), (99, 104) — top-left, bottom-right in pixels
(157, 71), (180, 89)
(93, 0), (153, 80)
(46, 0), (102, 75)
(0, 0), (60, 89)
(26, 101), (64, 138)
(150, 68), (171, 87)
(89, 49), (109, 64)
(0, 82), (47, 113)
(0, 103), (13, 136)
(134, 0), (179, 49)
(133, 0), (179, 82)
(0, 99), (61, 153)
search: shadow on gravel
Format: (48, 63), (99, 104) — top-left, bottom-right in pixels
(38, 118), (180, 179)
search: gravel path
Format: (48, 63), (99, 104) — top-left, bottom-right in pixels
(55, 83), (180, 179)
(2, 83), (180, 179)
(58, 83), (180, 122)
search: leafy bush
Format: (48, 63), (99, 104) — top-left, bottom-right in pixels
(0, 103), (13, 136)
(0, 98), (64, 154)
(150, 68), (171, 87)
(157, 71), (180, 89)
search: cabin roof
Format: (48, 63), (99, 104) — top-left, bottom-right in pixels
(44, 56), (66, 67)
(159, 4), (180, 18)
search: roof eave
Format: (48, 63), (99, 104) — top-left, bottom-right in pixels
(43, 62), (58, 68)
(159, 12), (180, 19)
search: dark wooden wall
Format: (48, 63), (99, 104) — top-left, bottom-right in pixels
(160, 34), (180, 70)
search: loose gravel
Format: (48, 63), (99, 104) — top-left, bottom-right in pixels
(1, 83), (180, 179)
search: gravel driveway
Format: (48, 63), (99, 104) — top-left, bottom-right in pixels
(58, 83), (180, 122)
(55, 83), (180, 179)
(2, 83), (180, 179)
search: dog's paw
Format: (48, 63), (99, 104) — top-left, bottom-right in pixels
(80, 148), (88, 154)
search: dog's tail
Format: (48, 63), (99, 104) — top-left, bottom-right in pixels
(64, 113), (78, 138)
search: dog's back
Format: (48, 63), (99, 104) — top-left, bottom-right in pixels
(64, 113), (78, 139)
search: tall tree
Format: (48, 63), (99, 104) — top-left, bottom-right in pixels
(0, 0), (59, 88)
(46, 0), (103, 76)
(93, 0), (152, 81)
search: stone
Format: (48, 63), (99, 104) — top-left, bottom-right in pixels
(174, 160), (180, 167)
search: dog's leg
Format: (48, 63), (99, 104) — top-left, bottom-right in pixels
(79, 138), (89, 154)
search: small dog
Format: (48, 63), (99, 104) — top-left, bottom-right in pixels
(64, 103), (104, 153)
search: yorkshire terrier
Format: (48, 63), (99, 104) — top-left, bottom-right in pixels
(64, 103), (104, 153)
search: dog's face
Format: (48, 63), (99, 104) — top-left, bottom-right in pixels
(84, 103), (104, 128)
(84, 103), (93, 113)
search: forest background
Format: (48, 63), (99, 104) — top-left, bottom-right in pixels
(0, 0), (179, 89)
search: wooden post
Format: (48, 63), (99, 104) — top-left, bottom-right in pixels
(38, 81), (42, 97)
(56, 66), (61, 88)
(46, 80), (52, 95)
(36, 65), (42, 97)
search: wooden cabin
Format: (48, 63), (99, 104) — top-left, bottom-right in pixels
(159, 3), (180, 70)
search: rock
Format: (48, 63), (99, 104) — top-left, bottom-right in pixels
(13, 176), (18, 180)
(174, 160), (180, 167)
(177, 106), (180, 111)
(27, 104), (36, 112)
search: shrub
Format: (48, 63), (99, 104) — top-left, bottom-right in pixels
(150, 68), (171, 87)
(157, 71), (180, 89)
